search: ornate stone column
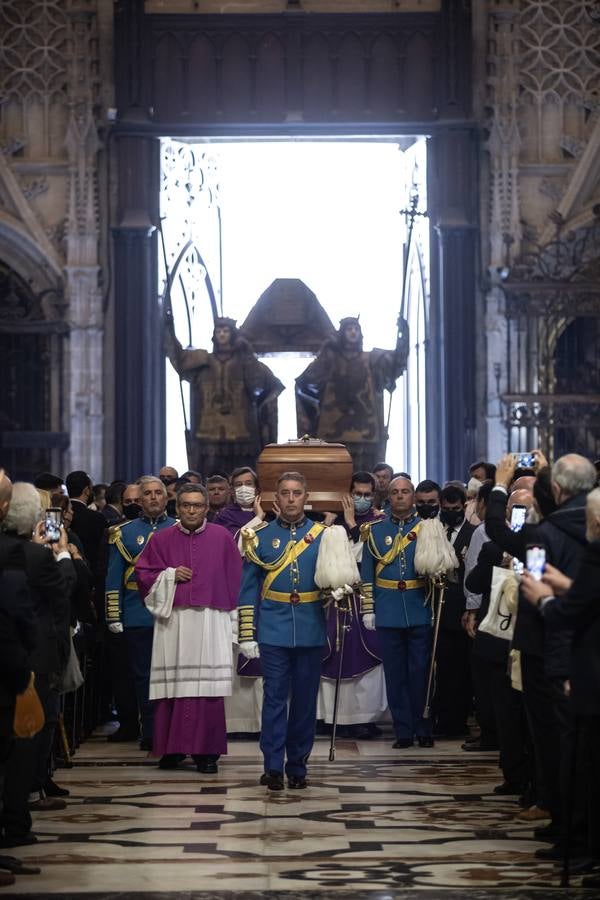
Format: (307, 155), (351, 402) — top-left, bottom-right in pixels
(111, 0), (165, 479)
(428, 128), (478, 481)
(64, 4), (104, 477)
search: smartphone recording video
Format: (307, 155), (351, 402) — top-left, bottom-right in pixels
(526, 545), (546, 581)
(44, 508), (62, 543)
(516, 452), (535, 468)
(510, 504), (527, 533)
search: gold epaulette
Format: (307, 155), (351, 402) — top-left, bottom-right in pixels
(240, 526), (256, 549)
(108, 524), (121, 545)
(241, 523), (268, 555)
(359, 521), (373, 542)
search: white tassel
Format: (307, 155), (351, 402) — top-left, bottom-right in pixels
(414, 518), (458, 577)
(315, 525), (360, 589)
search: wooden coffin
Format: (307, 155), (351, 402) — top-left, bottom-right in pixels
(256, 438), (353, 512)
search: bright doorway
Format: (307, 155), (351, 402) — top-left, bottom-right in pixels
(160, 138), (429, 481)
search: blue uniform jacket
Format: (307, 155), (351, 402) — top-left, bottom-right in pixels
(238, 517), (328, 649)
(105, 513), (176, 628)
(361, 512), (431, 629)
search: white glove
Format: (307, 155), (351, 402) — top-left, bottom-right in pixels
(108, 621), (124, 634)
(239, 641), (260, 660)
(230, 609), (239, 645)
(362, 614), (376, 631)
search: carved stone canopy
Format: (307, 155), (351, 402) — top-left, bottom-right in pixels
(240, 278), (335, 354)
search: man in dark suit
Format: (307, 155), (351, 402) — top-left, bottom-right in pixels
(66, 470), (107, 617)
(433, 483), (477, 738)
(102, 482), (127, 527)
(487, 452), (595, 857)
(0, 473), (36, 880)
(522, 486), (600, 875)
(1, 480), (75, 847)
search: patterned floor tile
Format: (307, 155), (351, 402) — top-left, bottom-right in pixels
(7, 735), (593, 895)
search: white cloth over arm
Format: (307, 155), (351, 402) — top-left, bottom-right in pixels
(144, 568), (177, 619)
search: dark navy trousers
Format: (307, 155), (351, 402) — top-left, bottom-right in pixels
(125, 626), (154, 742)
(259, 644), (323, 777)
(377, 625), (433, 740)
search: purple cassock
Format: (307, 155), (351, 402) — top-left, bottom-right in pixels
(321, 507), (385, 680)
(214, 504), (263, 678)
(136, 522), (242, 756)
(213, 503), (255, 538)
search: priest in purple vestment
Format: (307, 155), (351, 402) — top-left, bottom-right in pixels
(136, 483), (242, 774)
(213, 466), (266, 540)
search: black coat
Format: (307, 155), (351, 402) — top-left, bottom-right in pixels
(70, 499), (107, 615)
(0, 536), (38, 736)
(542, 542), (600, 716)
(70, 500), (107, 575)
(441, 520), (477, 631)
(485, 488), (588, 676)
(15, 538), (74, 676)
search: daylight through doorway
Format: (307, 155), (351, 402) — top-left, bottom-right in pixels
(160, 138), (429, 481)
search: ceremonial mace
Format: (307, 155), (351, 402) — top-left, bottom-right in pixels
(383, 181), (428, 457)
(329, 591), (354, 762)
(423, 574), (446, 720)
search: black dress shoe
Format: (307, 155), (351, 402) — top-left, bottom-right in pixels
(0, 833), (38, 849)
(44, 777), (69, 798)
(158, 753), (186, 769)
(139, 738), (153, 751)
(193, 754), (219, 774)
(262, 770), (284, 791)
(534, 822), (559, 841)
(0, 855), (41, 875)
(535, 843), (587, 861)
(107, 728), (139, 743)
(492, 781), (523, 795)
(392, 738), (413, 749)
(417, 736), (434, 748)
(287, 775), (307, 789)
(568, 857), (600, 875)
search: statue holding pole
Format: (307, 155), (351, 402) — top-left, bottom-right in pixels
(165, 311), (284, 476)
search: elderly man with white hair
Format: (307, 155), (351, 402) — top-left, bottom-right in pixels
(1, 481), (75, 848)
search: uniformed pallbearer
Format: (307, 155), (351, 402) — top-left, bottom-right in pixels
(238, 471), (328, 791)
(361, 475), (434, 748)
(105, 476), (175, 748)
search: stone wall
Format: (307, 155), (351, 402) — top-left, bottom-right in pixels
(0, 0), (113, 480)
(482, 0), (600, 460)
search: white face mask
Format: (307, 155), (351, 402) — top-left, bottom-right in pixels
(235, 486), (256, 507)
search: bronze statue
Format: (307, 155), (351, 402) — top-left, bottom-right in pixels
(295, 317), (409, 471)
(165, 313), (284, 475)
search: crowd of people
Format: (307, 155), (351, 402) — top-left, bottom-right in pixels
(0, 449), (599, 887)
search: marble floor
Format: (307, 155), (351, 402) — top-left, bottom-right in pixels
(5, 731), (596, 898)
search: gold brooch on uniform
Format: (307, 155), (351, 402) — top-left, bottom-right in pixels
(385, 535), (393, 546)
(137, 535), (145, 545)
(272, 537), (281, 549)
